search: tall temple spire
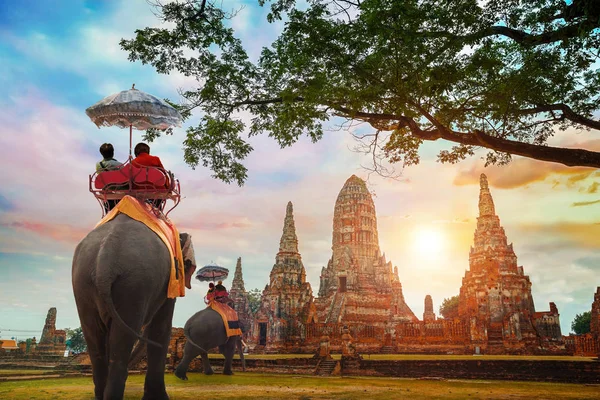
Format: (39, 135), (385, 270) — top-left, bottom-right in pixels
(278, 201), (299, 255)
(478, 173), (496, 217)
(231, 257), (246, 292)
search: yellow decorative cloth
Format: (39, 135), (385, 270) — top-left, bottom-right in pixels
(209, 301), (243, 337)
(95, 195), (185, 298)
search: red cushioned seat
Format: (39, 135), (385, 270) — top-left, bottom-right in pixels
(94, 168), (131, 190)
(95, 165), (169, 191)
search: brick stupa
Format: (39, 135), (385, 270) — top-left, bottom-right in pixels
(315, 175), (416, 325)
(228, 257), (254, 338)
(458, 173), (562, 352)
(253, 202), (316, 350)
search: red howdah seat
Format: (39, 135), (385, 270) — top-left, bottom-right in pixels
(90, 162), (181, 216)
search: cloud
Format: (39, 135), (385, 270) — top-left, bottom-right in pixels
(178, 217), (252, 232)
(453, 138), (600, 189)
(571, 199), (600, 207)
(2, 221), (89, 244)
(0, 193), (15, 212)
(433, 218), (470, 224)
(585, 182), (599, 194)
(517, 222), (600, 249)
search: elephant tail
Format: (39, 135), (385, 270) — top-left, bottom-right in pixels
(183, 327), (208, 353)
(95, 273), (162, 348)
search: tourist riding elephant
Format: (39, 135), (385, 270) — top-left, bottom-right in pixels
(72, 213), (197, 400)
(174, 308), (245, 380)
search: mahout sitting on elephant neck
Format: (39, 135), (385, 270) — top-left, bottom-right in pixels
(174, 307), (245, 380)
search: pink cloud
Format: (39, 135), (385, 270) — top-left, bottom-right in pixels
(453, 138), (600, 188)
(4, 220), (89, 244)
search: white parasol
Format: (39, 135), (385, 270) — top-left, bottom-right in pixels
(85, 84), (183, 157)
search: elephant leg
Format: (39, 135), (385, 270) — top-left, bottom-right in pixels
(200, 352), (214, 375)
(104, 319), (142, 399)
(142, 299), (175, 400)
(174, 340), (202, 381)
(80, 311), (108, 400)
(221, 338), (235, 375)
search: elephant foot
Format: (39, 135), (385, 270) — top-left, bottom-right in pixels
(223, 370), (234, 376)
(142, 392), (169, 400)
(204, 369), (214, 375)
(174, 367), (188, 381)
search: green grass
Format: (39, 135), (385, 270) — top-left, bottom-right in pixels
(0, 373), (598, 399)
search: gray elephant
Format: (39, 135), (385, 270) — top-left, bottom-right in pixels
(72, 213), (197, 400)
(174, 307), (245, 380)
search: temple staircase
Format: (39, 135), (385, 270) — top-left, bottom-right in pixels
(487, 323), (504, 350)
(379, 346), (396, 354)
(315, 359), (338, 376)
(325, 292), (346, 323)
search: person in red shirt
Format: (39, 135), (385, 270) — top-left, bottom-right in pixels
(132, 142), (165, 169)
(132, 142), (167, 209)
(205, 282), (216, 304)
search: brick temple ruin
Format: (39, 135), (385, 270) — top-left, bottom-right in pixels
(228, 174), (575, 355)
(0, 307), (66, 357)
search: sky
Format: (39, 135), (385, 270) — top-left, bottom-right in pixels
(1, 0), (599, 341)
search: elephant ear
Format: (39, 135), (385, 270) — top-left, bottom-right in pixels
(179, 232), (197, 289)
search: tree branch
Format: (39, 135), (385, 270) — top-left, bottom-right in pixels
(518, 103), (600, 130)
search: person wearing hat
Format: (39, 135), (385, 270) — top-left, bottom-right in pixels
(214, 280), (230, 303)
(205, 282), (216, 304)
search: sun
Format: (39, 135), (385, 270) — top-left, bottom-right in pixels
(413, 226), (446, 256)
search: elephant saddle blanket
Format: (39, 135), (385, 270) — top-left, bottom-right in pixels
(209, 302), (243, 337)
(95, 195), (186, 298)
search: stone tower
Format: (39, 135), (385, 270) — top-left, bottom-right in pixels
(37, 307), (66, 354)
(315, 175), (416, 326)
(591, 287), (600, 336)
(423, 295), (436, 323)
(458, 174), (540, 351)
(253, 202), (316, 351)
(40, 307), (58, 345)
(228, 257), (254, 338)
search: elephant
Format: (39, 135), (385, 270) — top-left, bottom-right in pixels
(174, 307), (245, 380)
(72, 213), (197, 400)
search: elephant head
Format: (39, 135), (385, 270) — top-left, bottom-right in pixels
(180, 232), (197, 289)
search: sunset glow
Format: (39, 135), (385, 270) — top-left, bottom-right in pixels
(413, 227), (446, 257)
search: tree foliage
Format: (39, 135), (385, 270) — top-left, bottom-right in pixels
(247, 288), (263, 314)
(122, 0), (600, 185)
(571, 311), (591, 334)
(439, 295), (460, 319)
(65, 327), (87, 353)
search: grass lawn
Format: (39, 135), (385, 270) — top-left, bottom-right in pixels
(0, 372), (598, 399)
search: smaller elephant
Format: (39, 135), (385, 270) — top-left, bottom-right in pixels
(175, 307), (245, 380)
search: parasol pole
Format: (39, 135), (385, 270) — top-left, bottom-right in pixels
(129, 124), (133, 160)
(129, 83), (135, 160)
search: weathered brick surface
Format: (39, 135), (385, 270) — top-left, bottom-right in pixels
(228, 257), (254, 338)
(457, 174), (564, 354)
(349, 359), (600, 383)
(591, 287), (600, 337)
(251, 202), (316, 351)
(315, 175), (416, 331)
(36, 308), (66, 355)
